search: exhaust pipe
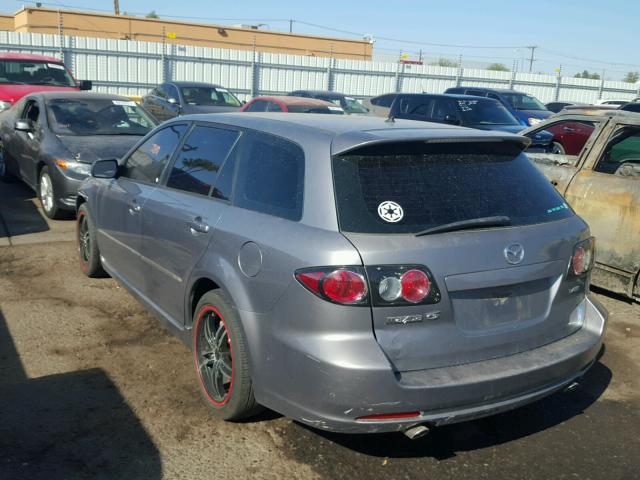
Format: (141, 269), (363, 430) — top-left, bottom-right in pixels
(403, 425), (430, 440)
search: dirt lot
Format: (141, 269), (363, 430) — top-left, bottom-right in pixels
(1, 182), (639, 480)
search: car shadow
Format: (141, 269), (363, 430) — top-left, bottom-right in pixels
(288, 355), (612, 460)
(0, 308), (162, 480)
(0, 181), (50, 239)
(590, 285), (636, 305)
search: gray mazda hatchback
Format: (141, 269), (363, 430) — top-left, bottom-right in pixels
(76, 113), (607, 436)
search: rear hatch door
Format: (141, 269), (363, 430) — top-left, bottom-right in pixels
(332, 139), (589, 372)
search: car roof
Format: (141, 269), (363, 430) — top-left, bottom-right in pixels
(25, 91), (136, 102)
(175, 112), (529, 155)
(292, 90), (344, 98)
(450, 87), (528, 94)
(372, 92), (497, 101)
(168, 81), (225, 88)
(0, 52), (63, 63)
(250, 96), (337, 107)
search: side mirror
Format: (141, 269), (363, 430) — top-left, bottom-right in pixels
(14, 119), (34, 132)
(78, 80), (92, 91)
(443, 114), (461, 125)
(92, 158), (119, 179)
(615, 161), (640, 177)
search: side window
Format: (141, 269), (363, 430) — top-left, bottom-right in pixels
(234, 131), (304, 221)
(122, 124), (187, 184)
(156, 85), (168, 99)
(487, 93), (502, 102)
(22, 100), (40, 125)
(430, 99), (458, 122)
(245, 100), (268, 112)
(594, 127), (640, 176)
(373, 94), (395, 107)
(166, 84), (179, 101)
(266, 102), (283, 112)
(399, 97), (433, 117)
(166, 125), (239, 196)
(212, 147), (238, 201)
(539, 120), (596, 159)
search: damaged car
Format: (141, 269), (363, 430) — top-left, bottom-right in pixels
(0, 92), (157, 218)
(75, 113), (607, 436)
(523, 110), (640, 300)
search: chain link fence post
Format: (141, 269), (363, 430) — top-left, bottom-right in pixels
(456, 55), (463, 87)
(326, 44), (334, 92)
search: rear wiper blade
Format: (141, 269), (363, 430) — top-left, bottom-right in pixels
(415, 216), (512, 236)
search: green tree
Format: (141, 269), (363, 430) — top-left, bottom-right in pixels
(432, 58), (458, 68)
(146, 10), (159, 19)
(623, 71), (640, 83)
(574, 70), (600, 80)
(487, 63), (510, 72)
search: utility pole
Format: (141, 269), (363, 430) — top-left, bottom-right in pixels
(289, 19), (293, 33)
(114, 0), (120, 15)
(527, 45), (537, 73)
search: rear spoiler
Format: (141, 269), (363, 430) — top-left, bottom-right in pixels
(331, 131), (532, 156)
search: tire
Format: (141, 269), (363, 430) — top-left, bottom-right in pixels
(552, 142), (566, 155)
(76, 203), (107, 278)
(0, 143), (14, 182)
(39, 166), (63, 219)
(193, 290), (261, 420)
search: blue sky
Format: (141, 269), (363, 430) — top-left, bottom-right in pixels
(2, 0), (639, 79)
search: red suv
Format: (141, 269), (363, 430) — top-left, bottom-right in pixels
(0, 53), (91, 111)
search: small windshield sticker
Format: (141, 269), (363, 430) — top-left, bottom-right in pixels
(546, 202), (569, 214)
(112, 100), (137, 107)
(47, 63), (66, 70)
(378, 201), (404, 223)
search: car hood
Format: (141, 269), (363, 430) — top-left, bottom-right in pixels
(0, 84), (79, 104)
(517, 109), (553, 120)
(57, 134), (143, 163)
(182, 104), (241, 114)
(470, 124), (524, 134)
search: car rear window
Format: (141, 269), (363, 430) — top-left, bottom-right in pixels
(332, 141), (574, 234)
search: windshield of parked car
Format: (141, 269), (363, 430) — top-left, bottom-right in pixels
(455, 99), (520, 125)
(343, 97), (369, 114)
(0, 60), (76, 87)
(287, 104), (345, 114)
(332, 141), (573, 234)
(47, 98), (157, 136)
(180, 86), (242, 107)
(502, 92), (547, 111)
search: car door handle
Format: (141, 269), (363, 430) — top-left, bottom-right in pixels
(189, 217), (210, 235)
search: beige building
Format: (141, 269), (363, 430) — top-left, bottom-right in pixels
(2, 7), (373, 60)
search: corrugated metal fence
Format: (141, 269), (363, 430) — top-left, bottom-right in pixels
(2, 30), (639, 104)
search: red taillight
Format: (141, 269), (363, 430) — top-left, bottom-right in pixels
(400, 269), (431, 303)
(358, 411), (421, 421)
(296, 268), (368, 305)
(571, 238), (595, 276)
(323, 270), (367, 304)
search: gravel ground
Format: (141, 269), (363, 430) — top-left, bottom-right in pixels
(1, 183), (639, 480)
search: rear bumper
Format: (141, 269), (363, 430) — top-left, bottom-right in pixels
(254, 295), (607, 434)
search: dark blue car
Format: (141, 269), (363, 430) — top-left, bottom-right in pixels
(444, 87), (552, 127)
(371, 93), (553, 149)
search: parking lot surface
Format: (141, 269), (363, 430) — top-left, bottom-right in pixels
(1, 182), (639, 480)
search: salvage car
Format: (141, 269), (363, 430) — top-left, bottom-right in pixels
(0, 52), (92, 112)
(369, 93), (553, 148)
(445, 87), (552, 126)
(241, 95), (344, 114)
(142, 82), (242, 122)
(522, 110), (640, 300)
(75, 113), (606, 436)
(0, 92), (157, 218)
(287, 90), (369, 114)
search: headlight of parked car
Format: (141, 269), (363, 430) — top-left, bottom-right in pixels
(54, 159), (92, 176)
(528, 117), (542, 126)
(0, 101), (12, 111)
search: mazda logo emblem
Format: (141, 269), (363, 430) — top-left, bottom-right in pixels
(504, 243), (525, 265)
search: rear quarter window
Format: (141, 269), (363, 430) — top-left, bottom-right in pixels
(233, 130), (304, 221)
(332, 141), (574, 234)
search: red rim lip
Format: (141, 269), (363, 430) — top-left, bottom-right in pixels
(76, 210), (89, 273)
(193, 305), (235, 407)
